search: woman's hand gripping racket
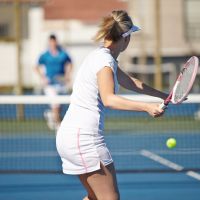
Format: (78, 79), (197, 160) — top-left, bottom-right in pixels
(160, 56), (199, 110)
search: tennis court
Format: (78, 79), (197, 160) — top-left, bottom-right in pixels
(0, 95), (200, 200)
(1, 0), (200, 199)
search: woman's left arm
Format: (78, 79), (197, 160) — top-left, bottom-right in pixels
(117, 67), (168, 100)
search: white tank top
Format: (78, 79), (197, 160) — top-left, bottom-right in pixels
(61, 47), (119, 131)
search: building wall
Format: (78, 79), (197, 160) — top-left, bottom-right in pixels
(0, 0), (200, 90)
(43, 0), (127, 22)
(23, 7), (99, 89)
(126, 0), (200, 57)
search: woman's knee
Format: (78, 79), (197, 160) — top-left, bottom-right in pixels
(83, 196), (97, 200)
(98, 191), (120, 200)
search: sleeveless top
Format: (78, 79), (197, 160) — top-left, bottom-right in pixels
(61, 47), (119, 131)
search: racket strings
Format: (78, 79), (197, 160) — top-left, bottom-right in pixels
(173, 59), (195, 103)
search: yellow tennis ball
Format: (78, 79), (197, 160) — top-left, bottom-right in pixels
(166, 138), (176, 149)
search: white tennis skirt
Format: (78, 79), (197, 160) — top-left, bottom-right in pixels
(56, 127), (113, 175)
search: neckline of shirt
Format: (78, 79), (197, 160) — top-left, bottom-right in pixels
(99, 46), (118, 64)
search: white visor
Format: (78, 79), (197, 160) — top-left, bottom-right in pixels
(122, 25), (140, 38)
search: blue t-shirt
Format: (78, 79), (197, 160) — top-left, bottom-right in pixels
(38, 47), (71, 85)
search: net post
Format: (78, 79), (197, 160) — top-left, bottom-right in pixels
(154, 0), (163, 90)
(14, 0), (24, 120)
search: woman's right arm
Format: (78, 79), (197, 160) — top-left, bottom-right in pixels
(97, 66), (164, 118)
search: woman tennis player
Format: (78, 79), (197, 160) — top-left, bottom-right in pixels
(56, 10), (167, 200)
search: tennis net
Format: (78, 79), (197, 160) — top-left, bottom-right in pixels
(0, 94), (200, 173)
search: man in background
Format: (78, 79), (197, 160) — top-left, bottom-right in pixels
(35, 34), (73, 130)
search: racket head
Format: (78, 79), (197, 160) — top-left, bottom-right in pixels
(171, 56), (199, 104)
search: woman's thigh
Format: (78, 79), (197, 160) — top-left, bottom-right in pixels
(79, 163), (120, 200)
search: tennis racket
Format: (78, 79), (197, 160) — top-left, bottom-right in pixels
(53, 75), (72, 93)
(160, 56), (199, 109)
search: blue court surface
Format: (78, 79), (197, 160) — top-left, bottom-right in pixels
(0, 172), (200, 200)
(0, 102), (200, 199)
(1, 132), (200, 200)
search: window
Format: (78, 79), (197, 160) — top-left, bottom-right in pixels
(0, 4), (14, 39)
(0, 3), (29, 39)
(0, 24), (9, 37)
(185, 0), (200, 41)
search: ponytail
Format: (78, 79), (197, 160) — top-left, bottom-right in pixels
(94, 10), (133, 42)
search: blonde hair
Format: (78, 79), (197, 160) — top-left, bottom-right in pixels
(94, 10), (133, 42)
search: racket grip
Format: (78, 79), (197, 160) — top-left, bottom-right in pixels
(159, 102), (168, 110)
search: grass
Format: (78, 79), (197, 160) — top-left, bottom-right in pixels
(105, 116), (200, 133)
(0, 116), (200, 135)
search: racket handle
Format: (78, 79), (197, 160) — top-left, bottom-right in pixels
(159, 102), (168, 110)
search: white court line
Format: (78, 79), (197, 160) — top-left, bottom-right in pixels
(186, 171), (200, 181)
(142, 150), (200, 155)
(140, 149), (184, 171)
(112, 151), (141, 156)
(0, 151), (140, 158)
(1, 150), (199, 158)
(0, 151), (58, 157)
(140, 149), (200, 181)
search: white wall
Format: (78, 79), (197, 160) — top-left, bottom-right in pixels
(0, 7), (99, 89)
(0, 43), (17, 85)
(24, 7), (98, 89)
